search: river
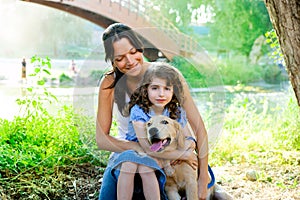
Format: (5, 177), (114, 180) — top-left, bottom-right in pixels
(0, 58), (292, 123)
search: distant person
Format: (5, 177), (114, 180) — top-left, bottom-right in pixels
(21, 57), (26, 82)
(69, 59), (78, 75)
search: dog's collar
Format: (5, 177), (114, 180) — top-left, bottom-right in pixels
(185, 136), (197, 144)
(186, 136), (198, 153)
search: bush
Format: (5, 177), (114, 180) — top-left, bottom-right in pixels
(0, 56), (102, 174)
(273, 97), (300, 150)
(216, 55), (264, 85)
(210, 93), (300, 166)
(59, 73), (74, 86)
(171, 56), (207, 88)
(89, 69), (105, 84)
(263, 64), (289, 84)
(0, 107), (98, 173)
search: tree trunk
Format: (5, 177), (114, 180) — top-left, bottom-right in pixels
(264, 0), (300, 106)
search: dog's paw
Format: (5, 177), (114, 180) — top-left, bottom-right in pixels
(164, 166), (175, 177)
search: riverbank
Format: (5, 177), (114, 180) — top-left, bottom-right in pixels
(0, 77), (292, 121)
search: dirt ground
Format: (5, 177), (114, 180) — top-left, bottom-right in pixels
(63, 161), (300, 200)
(1, 162), (299, 200)
(212, 163), (300, 200)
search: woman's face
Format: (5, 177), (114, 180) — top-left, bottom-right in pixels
(112, 38), (144, 77)
(147, 77), (173, 110)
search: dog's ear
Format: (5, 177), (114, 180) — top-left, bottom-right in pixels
(174, 121), (185, 149)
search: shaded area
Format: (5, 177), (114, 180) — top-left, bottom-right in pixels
(0, 163), (104, 199)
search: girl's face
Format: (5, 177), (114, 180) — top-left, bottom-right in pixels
(112, 38), (144, 77)
(147, 77), (173, 110)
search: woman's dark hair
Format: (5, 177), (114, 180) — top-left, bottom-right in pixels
(102, 23), (144, 112)
(124, 62), (184, 120)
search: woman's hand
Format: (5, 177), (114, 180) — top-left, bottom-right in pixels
(198, 176), (209, 200)
(183, 149), (198, 170)
(171, 149), (198, 170)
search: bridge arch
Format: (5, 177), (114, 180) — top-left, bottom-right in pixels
(21, 0), (197, 61)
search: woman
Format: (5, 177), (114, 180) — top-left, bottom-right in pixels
(96, 23), (209, 199)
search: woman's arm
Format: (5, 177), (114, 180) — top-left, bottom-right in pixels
(181, 75), (209, 199)
(95, 75), (143, 153)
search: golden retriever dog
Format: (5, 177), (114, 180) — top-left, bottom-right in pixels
(145, 115), (233, 200)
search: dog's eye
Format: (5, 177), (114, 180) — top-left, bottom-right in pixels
(161, 120), (169, 125)
(147, 122), (152, 127)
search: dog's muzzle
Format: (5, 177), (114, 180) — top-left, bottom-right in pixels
(148, 127), (171, 152)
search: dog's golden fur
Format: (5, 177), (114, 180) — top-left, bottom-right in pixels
(146, 115), (233, 200)
(146, 115), (198, 199)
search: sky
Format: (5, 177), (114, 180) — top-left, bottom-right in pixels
(0, 1), (47, 57)
(0, 0), (101, 58)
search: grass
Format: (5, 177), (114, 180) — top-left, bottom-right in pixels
(0, 56), (299, 199)
(1, 93), (299, 199)
(210, 94), (299, 166)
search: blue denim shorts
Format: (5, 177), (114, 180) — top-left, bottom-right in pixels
(98, 150), (168, 200)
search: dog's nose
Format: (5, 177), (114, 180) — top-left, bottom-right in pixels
(149, 127), (158, 137)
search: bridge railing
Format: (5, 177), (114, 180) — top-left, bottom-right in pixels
(110, 0), (199, 55)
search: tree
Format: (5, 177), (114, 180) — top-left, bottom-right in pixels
(207, 0), (272, 56)
(264, 0), (300, 106)
(151, 0), (272, 56)
(150, 0), (202, 30)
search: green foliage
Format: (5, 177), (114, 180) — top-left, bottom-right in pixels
(263, 64), (288, 84)
(171, 55), (284, 87)
(273, 98), (300, 150)
(0, 107), (90, 173)
(0, 56), (109, 198)
(89, 70), (105, 83)
(171, 56), (207, 88)
(216, 56), (264, 85)
(59, 73), (74, 85)
(150, 0), (201, 29)
(263, 29), (289, 84)
(210, 94), (300, 167)
(16, 55), (57, 118)
(265, 29), (284, 64)
(1, 55), (297, 198)
(0, 56), (103, 175)
(207, 0), (272, 56)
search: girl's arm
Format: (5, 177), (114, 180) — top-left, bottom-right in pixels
(95, 75), (143, 153)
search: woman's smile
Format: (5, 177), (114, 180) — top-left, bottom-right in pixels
(112, 38), (143, 75)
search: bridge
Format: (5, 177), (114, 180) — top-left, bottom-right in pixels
(20, 0), (199, 61)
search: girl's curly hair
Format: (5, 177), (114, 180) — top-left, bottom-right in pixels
(123, 62), (184, 120)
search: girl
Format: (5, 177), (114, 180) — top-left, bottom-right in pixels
(97, 23), (209, 200)
(116, 62), (196, 200)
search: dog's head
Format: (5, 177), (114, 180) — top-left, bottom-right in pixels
(145, 115), (185, 152)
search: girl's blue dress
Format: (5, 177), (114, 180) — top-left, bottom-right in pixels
(99, 105), (187, 200)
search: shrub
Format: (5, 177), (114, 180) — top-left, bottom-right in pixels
(216, 55), (264, 85)
(171, 56), (207, 88)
